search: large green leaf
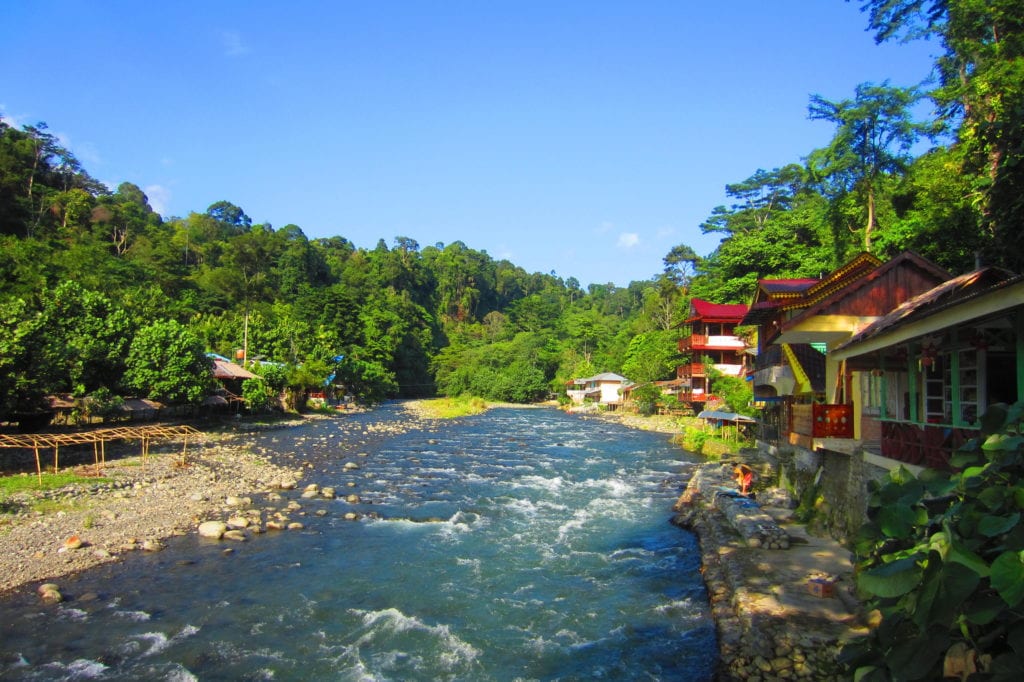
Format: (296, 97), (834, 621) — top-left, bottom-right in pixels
(919, 561), (980, 628)
(880, 503), (924, 537)
(978, 512), (1020, 538)
(983, 434), (1024, 452)
(858, 556), (923, 598)
(990, 551), (1024, 607)
(964, 592), (1008, 625)
(980, 403), (1009, 436)
(979, 485), (1010, 510)
(946, 529), (991, 578)
(885, 630), (949, 680)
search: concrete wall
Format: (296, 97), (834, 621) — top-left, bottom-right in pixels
(759, 441), (890, 544)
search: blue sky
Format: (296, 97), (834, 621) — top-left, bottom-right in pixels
(1, 1), (939, 288)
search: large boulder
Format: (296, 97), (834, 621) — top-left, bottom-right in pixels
(198, 520), (228, 539)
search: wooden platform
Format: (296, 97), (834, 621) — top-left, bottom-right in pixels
(0, 425), (204, 481)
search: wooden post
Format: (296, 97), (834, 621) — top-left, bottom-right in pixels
(33, 440), (42, 485)
(53, 445), (59, 473)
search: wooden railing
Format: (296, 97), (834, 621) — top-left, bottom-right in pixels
(791, 403), (854, 438)
(677, 391), (715, 404)
(678, 335), (708, 352)
(880, 422), (976, 470)
(676, 362), (706, 378)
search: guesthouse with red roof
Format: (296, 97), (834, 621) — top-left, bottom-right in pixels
(675, 299), (750, 410)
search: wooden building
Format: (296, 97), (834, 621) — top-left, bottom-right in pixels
(675, 299), (749, 410)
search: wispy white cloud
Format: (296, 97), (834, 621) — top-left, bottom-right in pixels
(221, 30), (249, 57)
(0, 105), (26, 128)
(596, 221), (614, 235)
(144, 184), (171, 216)
(617, 232), (640, 249)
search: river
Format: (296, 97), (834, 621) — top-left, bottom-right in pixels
(0, 404), (717, 680)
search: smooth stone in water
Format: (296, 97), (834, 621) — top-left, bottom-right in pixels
(198, 521), (228, 539)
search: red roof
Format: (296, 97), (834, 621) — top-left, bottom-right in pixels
(687, 298), (748, 322)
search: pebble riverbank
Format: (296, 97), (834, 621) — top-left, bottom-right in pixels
(0, 410), (431, 597)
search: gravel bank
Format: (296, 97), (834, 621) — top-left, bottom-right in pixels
(0, 428), (304, 596)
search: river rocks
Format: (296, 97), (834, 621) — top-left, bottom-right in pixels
(223, 530), (247, 542)
(141, 539), (164, 552)
(198, 521), (228, 539)
(286, 522), (304, 530)
(321, 486), (336, 499)
(343, 461), (360, 471)
(37, 583), (63, 602)
(63, 535), (84, 550)
(277, 478), (297, 490)
(344, 512), (360, 521)
(345, 494), (361, 504)
(226, 516), (250, 529)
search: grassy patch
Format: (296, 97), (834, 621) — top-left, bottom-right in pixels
(0, 470), (109, 496)
(1, 471), (111, 517)
(415, 396), (489, 419)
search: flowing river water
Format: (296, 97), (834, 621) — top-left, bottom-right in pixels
(0, 405), (717, 680)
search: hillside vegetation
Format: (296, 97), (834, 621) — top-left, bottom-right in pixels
(1, 2), (1021, 416)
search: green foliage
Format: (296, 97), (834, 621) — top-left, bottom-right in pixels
(124, 320), (212, 405)
(241, 377), (274, 412)
(333, 357), (398, 404)
(621, 331), (678, 384)
(39, 281), (133, 395)
(75, 387), (125, 424)
(840, 402), (1024, 680)
(0, 297), (49, 416)
(681, 428), (708, 456)
(630, 384), (663, 416)
(707, 364), (755, 416)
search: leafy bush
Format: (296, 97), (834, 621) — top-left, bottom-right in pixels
(241, 378), (274, 412)
(630, 383), (663, 416)
(124, 320), (213, 404)
(840, 402), (1024, 680)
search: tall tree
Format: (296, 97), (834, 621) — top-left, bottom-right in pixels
(859, 0), (1024, 269)
(807, 82), (933, 252)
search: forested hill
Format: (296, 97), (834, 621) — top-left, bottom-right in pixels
(1, 1), (1023, 414)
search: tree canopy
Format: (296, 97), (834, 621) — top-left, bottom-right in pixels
(1, 0), (1022, 415)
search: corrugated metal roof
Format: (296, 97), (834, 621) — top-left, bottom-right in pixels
(212, 358), (258, 380)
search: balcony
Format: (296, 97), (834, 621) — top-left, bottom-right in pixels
(678, 334), (746, 352)
(677, 362), (745, 379)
